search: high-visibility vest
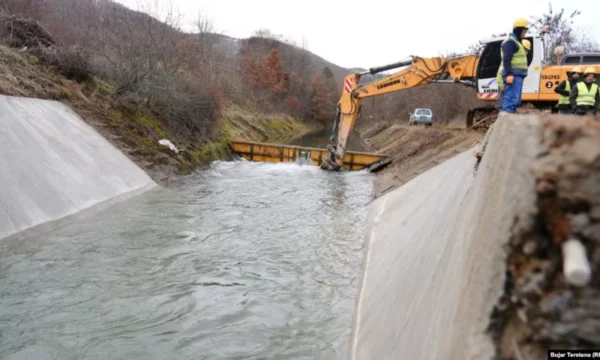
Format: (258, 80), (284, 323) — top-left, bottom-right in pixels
(501, 35), (528, 76)
(575, 82), (599, 106)
(558, 80), (571, 105)
(497, 65), (504, 89)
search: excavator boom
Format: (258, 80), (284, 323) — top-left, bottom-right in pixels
(320, 55), (479, 171)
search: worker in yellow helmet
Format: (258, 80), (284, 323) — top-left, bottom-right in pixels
(500, 18), (530, 113)
(569, 67), (599, 116)
(496, 39), (531, 109)
(554, 66), (583, 114)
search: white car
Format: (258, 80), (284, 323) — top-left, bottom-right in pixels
(408, 108), (433, 126)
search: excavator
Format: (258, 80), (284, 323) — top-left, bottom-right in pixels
(319, 28), (600, 171)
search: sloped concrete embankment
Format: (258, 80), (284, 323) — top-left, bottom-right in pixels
(349, 114), (543, 360)
(0, 95), (156, 240)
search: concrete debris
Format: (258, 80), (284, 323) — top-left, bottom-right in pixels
(562, 238), (592, 287)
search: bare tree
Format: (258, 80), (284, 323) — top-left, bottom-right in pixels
(0, 0), (44, 19)
(571, 28), (600, 52)
(530, 2), (599, 64)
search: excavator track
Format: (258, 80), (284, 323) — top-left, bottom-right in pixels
(466, 103), (549, 132)
(466, 107), (499, 132)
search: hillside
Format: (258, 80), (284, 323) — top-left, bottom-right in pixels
(0, 0), (361, 182)
(203, 33), (353, 86)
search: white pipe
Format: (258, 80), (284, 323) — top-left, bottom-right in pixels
(562, 238), (592, 287)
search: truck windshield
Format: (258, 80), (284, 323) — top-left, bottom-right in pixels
(416, 109), (431, 115)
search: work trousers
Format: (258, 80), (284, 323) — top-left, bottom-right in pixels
(496, 88), (504, 109)
(501, 75), (524, 113)
(557, 105), (573, 115)
(574, 106), (597, 116)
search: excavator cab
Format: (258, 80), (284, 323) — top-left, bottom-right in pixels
(474, 35), (540, 102)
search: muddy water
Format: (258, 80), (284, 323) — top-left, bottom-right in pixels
(0, 160), (374, 360)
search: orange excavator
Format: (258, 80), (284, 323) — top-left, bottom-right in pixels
(320, 29), (600, 171)
(320, 54), (479, 171)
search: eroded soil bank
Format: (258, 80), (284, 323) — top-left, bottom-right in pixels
(359, 123), (484, 199)
(492, 115), (600, 359)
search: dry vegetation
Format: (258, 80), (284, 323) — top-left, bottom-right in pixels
(1, 0), (596, 184)
(0, 0), (345, 182)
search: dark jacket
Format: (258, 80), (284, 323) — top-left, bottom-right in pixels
(555, 78), (579, 108)
(569, 81), (600, 109)
(501, 30), (528, 77)
(554, 78), (578, 97)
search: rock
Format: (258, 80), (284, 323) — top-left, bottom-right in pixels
(539, 290), (573, 314)
(590, 207), (600, 221)
(523, 240), (538, 255)
(582, 223), (600, 242)
(570, 213), (590, 234)
(571, 137), (600, 165)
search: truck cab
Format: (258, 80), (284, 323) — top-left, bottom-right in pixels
(561, 53), (600, 65)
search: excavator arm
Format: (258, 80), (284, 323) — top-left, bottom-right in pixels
(320, 54), (479, 171)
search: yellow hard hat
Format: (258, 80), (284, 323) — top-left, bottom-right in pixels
(513, 18), (529, 28)
(583, 67), (597, 75)
(571, 66), (584, 73)
(522, 39), (531, 51)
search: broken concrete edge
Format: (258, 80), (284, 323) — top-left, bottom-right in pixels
(489, 114), (600, 358)
(448, 114), (543, 360)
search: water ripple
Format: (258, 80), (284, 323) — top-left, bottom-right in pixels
(0, 161), (373, 360)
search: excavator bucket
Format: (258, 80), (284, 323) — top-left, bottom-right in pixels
(228, 139), (389, 172)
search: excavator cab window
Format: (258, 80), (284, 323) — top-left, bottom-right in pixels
(478, 41), (502, 79)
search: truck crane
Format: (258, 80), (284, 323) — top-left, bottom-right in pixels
(320, 31), (600, 171)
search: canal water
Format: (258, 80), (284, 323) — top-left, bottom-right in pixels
(0, 160), (374, 360)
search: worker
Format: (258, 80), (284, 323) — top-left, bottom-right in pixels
(497, 39), (531, 109)
(569, 67), (599, 116)
(500, 18), (530, 113)
(554, 66), (583, 114)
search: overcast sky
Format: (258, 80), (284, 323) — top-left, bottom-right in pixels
(116, 0), (599, 69)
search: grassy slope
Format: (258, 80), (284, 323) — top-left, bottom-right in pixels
(0, 45), (319, 184)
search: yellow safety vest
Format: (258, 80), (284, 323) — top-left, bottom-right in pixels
(496, 65), (504, 89)
(575, 82), (599, 106)
(500, 36), (528, 75)
(558, 80), (571, 105)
